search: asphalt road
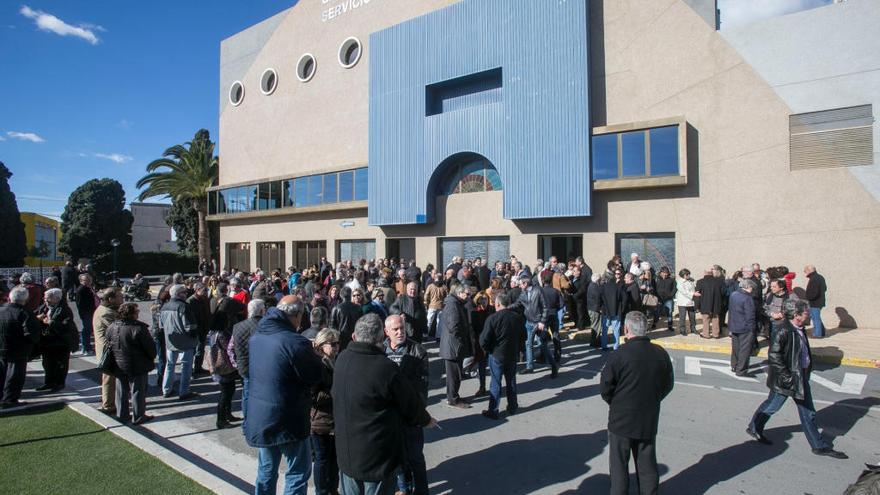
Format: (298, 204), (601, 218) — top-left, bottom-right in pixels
(55, 300), (880, 494)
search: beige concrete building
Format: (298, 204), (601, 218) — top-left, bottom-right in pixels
(131, 202), (176, 253)
(210, 0), (879, 328)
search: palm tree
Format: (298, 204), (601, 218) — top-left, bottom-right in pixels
(137, 129), (218, 261)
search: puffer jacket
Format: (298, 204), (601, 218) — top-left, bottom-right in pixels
(310, 355), (335, 435)
(107, 319), (157, 376)
(767, 320), (813, 400)
(674, 278), (696, 307)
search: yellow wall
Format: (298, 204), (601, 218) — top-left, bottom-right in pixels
(20, 212), (64, 267)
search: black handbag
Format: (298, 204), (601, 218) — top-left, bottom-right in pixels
(97, 346), (120, 377)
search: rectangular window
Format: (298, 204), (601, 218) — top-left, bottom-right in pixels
(621, 131), (646, 177)
(790, 104), (873, 170)
(591, 121), (683, 181)
(270, 181), (284, 209)
(225, 242), (251, 272)
(649, 126), (679, 176)
(308, 174), (323, 206)
(591, 133), (618, 180)
(426, 67), (503, 116)
(208, 191), (217, 215)
(323, 173), (338, 204)
(257, 182), (271, 210)
(284, 180), (294, 208)
(615, 233), (676, 273)
(294, 177), (309, 208)
(293, 241), (327, 270)
(256, 242), (286, 271)
(217, 190), (227, 213)
(339, 171), (354, 202)
(241, 185), (257, 212)
(338, 239), (375, 262)
(439, 236), (510, 269)
(354, 168), (368, 201)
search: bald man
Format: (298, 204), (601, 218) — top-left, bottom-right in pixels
(804, 265), (827, 338)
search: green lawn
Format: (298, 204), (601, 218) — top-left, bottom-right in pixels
(0, 403), (214, 494)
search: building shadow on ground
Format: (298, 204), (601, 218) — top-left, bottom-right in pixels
(428, 431), (607, 494)
(659, 425), (798, 493)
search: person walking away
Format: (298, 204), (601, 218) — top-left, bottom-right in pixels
(601, 311), (674, 495)
(804, 265), (827, 338)
(93, 287), (122, 412)
(728, 279), (757, 376)
(655, 267), (676, 331)
(75, 274), (98, 354)
(469, 292), (494, 397)
(570, 266), (588, 333)
(245, 296), (323, 495)
(746, 299), (847, 459)
(107, 303), (157, 425)
(423, 272), (447, 341)
(439, 284), (474, 408)
(697, 267), (724, 339)
(230, 299), (266, 424)
(36, 288), (78, 392)
(479, 292), (525, 419)
(384, 315), (430, 495)
(160, 284), (200, 399)
(310, 328), (340, 495)
(332, 313), (437, 494)
(61, 261), (78, 301)
(539, 272), (564, 371)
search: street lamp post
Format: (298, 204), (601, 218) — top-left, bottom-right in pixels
(111, 238), (121, 282)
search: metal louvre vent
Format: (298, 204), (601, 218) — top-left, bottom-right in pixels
(789, 104), (874, 170)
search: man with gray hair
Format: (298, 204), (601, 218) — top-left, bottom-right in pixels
(728, 278), (757, 376)
(333, 313), (436, 494)
(231, 298), (267, 424)
(0, 287), (41, 408)
(601, 311), (674, 495)
(246, 295), (323, 495)
(159, 284), (199, 399)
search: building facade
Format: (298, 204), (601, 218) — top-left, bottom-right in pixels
(20, 212), (63, 266)
(211, 0), (879, 327)
(130, 202), (177, 253)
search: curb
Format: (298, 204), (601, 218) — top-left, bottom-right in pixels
(562, 330), (880, 369)
(67, 402), (244, 495)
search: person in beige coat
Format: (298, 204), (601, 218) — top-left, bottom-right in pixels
(93, 287), (123, 413)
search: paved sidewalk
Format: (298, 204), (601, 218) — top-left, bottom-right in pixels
(564, 324), (880, 368)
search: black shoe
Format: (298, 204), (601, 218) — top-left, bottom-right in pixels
(50, 385), (66, 392)
(481, 410), (500, 420)
(192, 369), (210, 377)
(446, 400), (471, 409)
(226, 414), (243, 422)
(179, 392), (200, 400)
(162, 392), (174, 398)
(216, 420), (235, 429)
(473, 388), (489, 398)
(0, 400), (27, 409)
(35, 384), (53, 391)
(813, 448), (848, 459)
(506, 407), (518, 416)
(746, 427), (772, 445)
(735, 371), (750, 377)
(133, 414), (154, 425)
(520, 368), (534, 375)
(865, 463), (880, 470)
(550, 367), (559, 379)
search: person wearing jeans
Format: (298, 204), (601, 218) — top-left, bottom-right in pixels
(746, 299), (846, 459)
(158, 284), (200, 400)
(478, 292), (523, 419)
(804, 265), (827, 338)
(256, 441), (312, 495)
(599, 270), (627, 350)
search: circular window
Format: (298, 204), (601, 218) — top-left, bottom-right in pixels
(296, 53), (316, 82)
(260, 68), (278, 95)
(229, 81), (244, 106)
(338, 37), (362, 68)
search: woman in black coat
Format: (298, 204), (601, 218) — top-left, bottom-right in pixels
(36, 288), (78, 391)
(310, 329), (340, 495)
(107, 302), (157, 424)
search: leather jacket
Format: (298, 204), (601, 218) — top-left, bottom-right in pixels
(510, 287), (548, 325)
(767, 320), (813, 400)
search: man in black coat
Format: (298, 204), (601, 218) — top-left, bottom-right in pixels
(231, 299), (265, 423)
(570, 266), (588, 331)
(474, 257), (491, 291)
(804, 265), (827, 338)
(333, 313), (436, 493)
(600, 311), (674, 495)
(479, 292), (525, 419)
(187, 284), (212, 376)
(697, 267), (724, 339)
(746, 299), (846, 459)
(439, 284), (473, 408)
(60, 261), (79, 301)
(330, 286), (362, 349)
(389, 281), (428, 343)
(0, 287), (41, 408)
(599, 271), (627, 350)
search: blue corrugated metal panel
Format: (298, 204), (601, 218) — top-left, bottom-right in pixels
(368, 0), (591, 226)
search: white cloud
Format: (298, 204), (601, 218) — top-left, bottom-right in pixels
(16, 194), (67, 202)
(0, 135), (5, 141)
(117, 119), (133, 130)
(6, 131), (45, 142)
(19, 5), (102, 45)
(719, 0), (832, 28)
(94, 152), (133, 164)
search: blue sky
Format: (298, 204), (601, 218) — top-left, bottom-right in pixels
(0, 0), (830, 220)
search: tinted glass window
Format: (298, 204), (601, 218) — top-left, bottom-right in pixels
(339, 171), (354, 202)
(354, 168), (368, 201)
(592, 133), (618, 180)
(621, 131), (646, 177)
(649, 126), (679, 176)
(294, 178), (308, 208)
(308, 175), (323, 206)
(323, 173), (338, 203)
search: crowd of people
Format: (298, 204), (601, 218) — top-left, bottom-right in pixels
(0, 251), (840, 494)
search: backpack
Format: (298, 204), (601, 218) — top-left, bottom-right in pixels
(207, 330), (236, 376)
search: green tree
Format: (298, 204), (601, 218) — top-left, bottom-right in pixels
(0, 162), (28, 267)
(59, 179), (134, 260)
(137, 129), (218, 261)
(165, 199), (198, 254)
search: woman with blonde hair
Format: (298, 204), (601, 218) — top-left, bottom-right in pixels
(310, 328), (340, 495)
